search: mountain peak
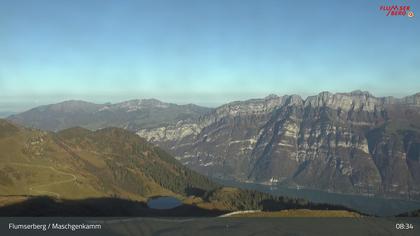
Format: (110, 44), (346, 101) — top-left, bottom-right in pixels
(347, 90), (373, 97)
(43, 100), (101, 113)
(318, 91), (333, 96)
(304, 91), (378, 111)
(116, 98), (171, 111)
(264, 94), (280, 100)
(285, 94), (304, 106)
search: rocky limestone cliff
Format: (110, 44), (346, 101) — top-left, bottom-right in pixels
(137, 91), (420, 200)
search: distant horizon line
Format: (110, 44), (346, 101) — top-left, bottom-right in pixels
(2, 89), (419, 115)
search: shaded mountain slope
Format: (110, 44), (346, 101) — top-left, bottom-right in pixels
(0, 196), (226, 217)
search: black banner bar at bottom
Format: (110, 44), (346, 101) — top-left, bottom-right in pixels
(0, 217), (419, 236)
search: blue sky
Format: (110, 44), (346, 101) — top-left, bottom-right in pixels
(0, 0), (419, 111)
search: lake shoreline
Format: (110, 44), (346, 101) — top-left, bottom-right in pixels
(212, 178), (420, 216)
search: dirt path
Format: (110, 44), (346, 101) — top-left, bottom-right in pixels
(5, 162), (77, 198)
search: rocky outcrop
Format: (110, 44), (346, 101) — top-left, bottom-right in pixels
(137, 91), (420, 200)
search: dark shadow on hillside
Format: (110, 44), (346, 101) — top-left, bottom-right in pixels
(184, 187), (207, 197)
(0, 196), (227, 217)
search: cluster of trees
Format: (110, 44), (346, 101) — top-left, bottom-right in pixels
(142, 148), (218, 196)
(204, 187), (356, 212)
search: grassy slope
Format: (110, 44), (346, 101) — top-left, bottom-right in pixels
(0, 120), (216, 202)
(0, 122), (105, 199)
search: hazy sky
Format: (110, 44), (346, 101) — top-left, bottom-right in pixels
(0, 0), (419, 112)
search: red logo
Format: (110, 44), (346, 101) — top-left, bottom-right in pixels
(379, 5), (414, 17)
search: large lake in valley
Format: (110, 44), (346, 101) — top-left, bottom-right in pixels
(147, 196), (183, 210)
(214, 178), (420, 216)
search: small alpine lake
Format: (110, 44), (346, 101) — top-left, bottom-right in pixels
(147, 196), (183, 210)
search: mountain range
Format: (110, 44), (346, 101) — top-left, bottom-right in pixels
(7, 91), (420, 200)
(8, 99), (210, 132)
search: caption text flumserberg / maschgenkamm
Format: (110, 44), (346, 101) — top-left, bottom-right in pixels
(8, 223), (102, 231)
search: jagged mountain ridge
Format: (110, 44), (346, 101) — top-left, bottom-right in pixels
(8, 99), (211, 132)
(136, 91), (420, 200)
